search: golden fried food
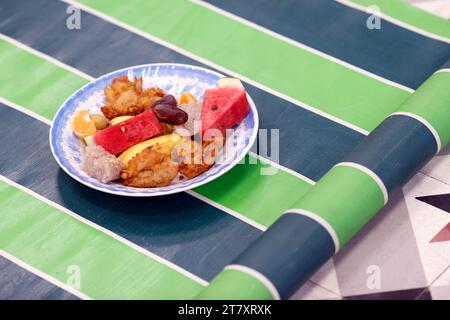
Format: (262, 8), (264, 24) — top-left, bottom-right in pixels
(101, 76), (165, 119)
(121, 148), (179, 187)
(176, 138), (223, 179)
(137, 87), (166, 110)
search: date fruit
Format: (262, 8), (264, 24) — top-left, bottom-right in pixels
(152, 94), (177, 108)
(154, 103), (188, 125)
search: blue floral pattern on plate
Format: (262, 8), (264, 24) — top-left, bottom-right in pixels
(49, 64), (259, 196)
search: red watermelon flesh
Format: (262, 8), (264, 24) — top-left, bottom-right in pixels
(201, 87), (250, 138)
(94, 109), (163, 155)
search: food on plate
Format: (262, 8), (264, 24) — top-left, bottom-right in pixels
(152, 94), (178, 108)
(177, 140), (213, 179)
(176, 137), (223, 179)
(75, 75), (250, 188)
(174, 102), (202, 137)
(94, 109), (164, 155)
(84, 134), (96, 147)
(151, 94), (188, 125)
(201, 86), (249, 137)
(120, 148), (179, 187)
(72, 110), (97, 138)
(89, 114), (109, 130)
(153, 103), (188, 125)
(179, 92), (197, 105)
(83, 145), (123, 183)
(218, 77), (244, 89)
(161, 123), (174, 134)
(110, 115), (133, 126)
(118, 133), (185, 168)
(101, 76), (165, 119)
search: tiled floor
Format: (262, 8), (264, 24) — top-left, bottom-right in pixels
(293, 156), (450, 300)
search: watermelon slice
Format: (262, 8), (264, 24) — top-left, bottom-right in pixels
(201, 86), (250, 138)
(94, 109), (163, 155)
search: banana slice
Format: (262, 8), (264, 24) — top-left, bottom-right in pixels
(118, 133), (185, 168)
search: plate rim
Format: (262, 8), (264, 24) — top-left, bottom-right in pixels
(49, 63), (259, 197)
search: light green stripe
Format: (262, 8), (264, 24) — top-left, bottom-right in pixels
(0, 37), (312, 228)
(0, 180), (203, 299)
(0, 41), (88, 119)
(346, 0), (450, 40)
(195, 268), (274, 300)
(291, 165), (385, 245)
(396, 71), (450, 147)
(80, 0), (411, 132)
(195, 156), (311, 227)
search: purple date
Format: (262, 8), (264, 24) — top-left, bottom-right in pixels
(154, 104), (188, 125)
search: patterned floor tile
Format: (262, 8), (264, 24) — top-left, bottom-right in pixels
(428, 266), (450, 299)
(403, 174), (450, 285)
(346, 287), (429, 300)
(421, 144), (450, 187)
(293, 172), (450, 299)
(290, 280), (342, 300)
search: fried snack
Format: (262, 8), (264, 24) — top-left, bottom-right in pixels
(177, 138), (223, 179)
(138, 87), (166, 110)
(121, 148), (179, 187)
(101, 76), (165, 119)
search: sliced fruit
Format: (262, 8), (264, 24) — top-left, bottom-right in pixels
(179, 92), (197, 105)
(152, 94), (177, 108)
(110, 115), (133, 126)
(84, 134), (96, 147)
(201, 86), (249, 137)
(154, 104), (188, 125)
(89, 114), (109, 130)
(118, 133), (185, 168)
(218, 77), (244, 89)
(72, 110), (97, 138)
(94, 109), (163, 155)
